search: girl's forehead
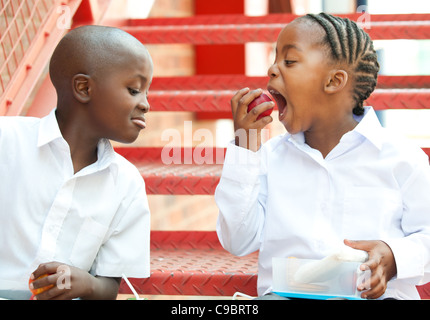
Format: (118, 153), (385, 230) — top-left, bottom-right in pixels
(277, 20), (325, 51)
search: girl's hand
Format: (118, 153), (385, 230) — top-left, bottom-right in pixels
(30, 261), (120, 300)
(344, 239), (397, 299)
(231, 88), (274, 152)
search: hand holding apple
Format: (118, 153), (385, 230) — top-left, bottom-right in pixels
(231, 88), (274, 152)
(247, 92), (274, 120)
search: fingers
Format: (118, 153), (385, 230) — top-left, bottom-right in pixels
(231, 88), (274, 123)
(357, 264), (386, 299)
(248, 101), (275, 122)
(31, 261), (62, 280)
(358, 257), (386, 299)
(30, 261), (67, 300)
(345, 239), (397, 299)
(231, 87), (251, 117)
(32, 283), (67, 300)
(344, 239), (373, 252)
(29, 273), (55, 289)
(359, 256), (396, 299)
(231, 88), (273, 152)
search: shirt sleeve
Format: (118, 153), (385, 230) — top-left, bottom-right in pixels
(215, 141), (267, 256)
(384, 153), (430, 285)
(91, 180), (151, 278)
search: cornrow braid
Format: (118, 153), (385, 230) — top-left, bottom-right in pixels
(304, 13), (380, 116)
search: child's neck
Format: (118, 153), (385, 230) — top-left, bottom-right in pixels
(68, 138), (99, 174)
(304, 116), (358, 159)
(56, 109), (100, 174)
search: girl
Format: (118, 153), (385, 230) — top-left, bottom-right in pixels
(215, 13), (430, 300)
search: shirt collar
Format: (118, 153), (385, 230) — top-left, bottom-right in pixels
(95, 138), (118, 178)
(352, 106), (384, 150)
(37, 108), (118, 179)
(281, 106), (384, 150)
(37, 108), (63, 147)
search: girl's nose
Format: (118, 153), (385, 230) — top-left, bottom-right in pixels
(267, 63), (279, 79)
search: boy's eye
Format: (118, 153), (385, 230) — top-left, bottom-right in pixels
(128, 88), (141, 96)
(284, 60), (296, 66)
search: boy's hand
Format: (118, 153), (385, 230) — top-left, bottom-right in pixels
(344, 239), (397, 299)
(231, 88), (274, 152)
(30, 261), (120, 300)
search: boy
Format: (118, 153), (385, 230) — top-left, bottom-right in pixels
(215, 13), (430, 299)
(0, 25), (152, 299)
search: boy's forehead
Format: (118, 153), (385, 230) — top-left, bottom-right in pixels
(86, 29), (149, 63)
(115, 49), (153, 78)
(115, 44), (152, 68)
(50, 25), (152, 81)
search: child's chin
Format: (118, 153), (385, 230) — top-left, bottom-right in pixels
(282, 122), (298, 135)
(117, 134), (140, 144)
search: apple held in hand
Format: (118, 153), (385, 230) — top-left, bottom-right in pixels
(29, 273), (54, 296)
(247, 93), (274, 120)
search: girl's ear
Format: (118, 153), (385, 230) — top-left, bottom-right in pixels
(72, 74), (91, 103)
(324, 69), (348, 94)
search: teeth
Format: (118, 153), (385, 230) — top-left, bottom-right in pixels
(269, 89), (279, 95)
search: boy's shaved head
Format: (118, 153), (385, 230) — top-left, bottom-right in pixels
(49, 25), (151, 99)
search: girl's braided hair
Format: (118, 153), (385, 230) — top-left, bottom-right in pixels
(303, 13), (380, 116)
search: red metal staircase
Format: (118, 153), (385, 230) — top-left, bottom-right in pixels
(1, 1), (430, 298)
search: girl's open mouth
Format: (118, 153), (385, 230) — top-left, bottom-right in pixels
(268, 88), (287, 120)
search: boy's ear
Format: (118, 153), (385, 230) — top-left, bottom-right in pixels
(72, 74), (91, 103)
(324, 69), (348, 94)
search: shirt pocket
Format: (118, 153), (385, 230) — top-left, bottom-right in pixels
(342, 186), (402, 240)
(70, 217), (109, 271)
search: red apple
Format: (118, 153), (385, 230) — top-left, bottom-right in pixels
(247, 93), (274, 120)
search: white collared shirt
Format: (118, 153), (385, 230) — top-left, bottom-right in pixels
(0, 109), (150, 296)
(215, 107), (430, 299)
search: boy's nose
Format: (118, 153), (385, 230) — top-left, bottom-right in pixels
(138, 100), (150, 113)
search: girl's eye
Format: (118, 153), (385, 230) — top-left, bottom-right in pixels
(284, 60), (296, 66)
(128, 88), (141, 96)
